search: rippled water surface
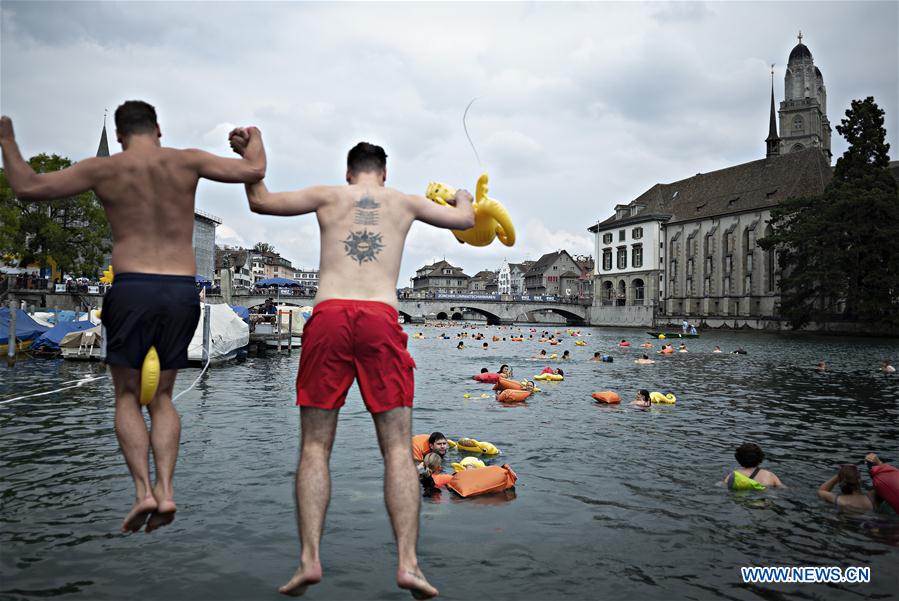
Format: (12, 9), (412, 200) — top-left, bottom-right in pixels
(2, 326), (898, 600)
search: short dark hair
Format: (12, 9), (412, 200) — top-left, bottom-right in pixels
(638, 389), (650, 401)
(347, 142), (387, 174)
(480, 368), (488, 373)
(735, 443), (765, 468)
(115, 100), (158, 137)
(428, 432), (446, 446)
(557, 369), (564, 377)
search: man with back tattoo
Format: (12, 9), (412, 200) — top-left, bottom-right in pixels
(230, 136), (474, 599)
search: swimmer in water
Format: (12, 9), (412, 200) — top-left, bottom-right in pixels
(816, 361), (826, 372)
(533, 349), (548, 359)
(631, 389), (651, 408)
(713, 346), (722, 353)
(457, 341), (465, 350)
(561, 350), (570, 360)
(591, 352), (602, 363)
(817, 464), (876, 512)
(635, 354), (655, 365)
(498, 364), (513, 378)
(678, 343), (688, 353)
(881, 359), (895, 374)
(724, 443), (784, 488)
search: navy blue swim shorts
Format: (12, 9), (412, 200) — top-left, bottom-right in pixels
(102, 273), (200, 370)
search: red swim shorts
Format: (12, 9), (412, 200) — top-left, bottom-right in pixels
(296, 299), (416, 413)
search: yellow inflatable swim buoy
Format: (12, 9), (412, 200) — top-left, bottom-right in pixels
(140, 346), (160, 405)
(549, 353), (558, 359)
(649, 391), (676, 405)
(575, 340), (587, 346)
(534, 373), (564, 381)
(658, 334), (666, 340)
(425, 174), (515, 247)
(447, 438), (500, 455)
(451, 456), (486, 473)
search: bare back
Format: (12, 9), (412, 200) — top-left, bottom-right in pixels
(92, 147), (204, 276)
(314, 185), (417, 307)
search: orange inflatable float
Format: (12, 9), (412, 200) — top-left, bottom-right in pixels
(493, 377), (524, 391)
(510, 337), (524, 342)
(411, 434), (432, 461)
(592, 391), (621, 404)
(498, 389), (531, 403)
(447, 464), (518, 498)
(432, 473), (454, 487)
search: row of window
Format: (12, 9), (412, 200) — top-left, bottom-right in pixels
(601, 244), (643, 271)
(601, 227), (643, 245)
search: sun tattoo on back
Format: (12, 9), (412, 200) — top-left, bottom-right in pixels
(344, 230), (384, 264)
(344, 192), (384, 264)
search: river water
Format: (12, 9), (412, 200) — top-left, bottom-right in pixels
(1, 326), (898, 600)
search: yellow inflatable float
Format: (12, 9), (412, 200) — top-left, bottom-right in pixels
(451, 456), (486, 473)
(425, 174), (515, 247)
(650, 391), (677, 405)
(447, 438), (500, 455)
(575, 340), (587, 346)
(99, 266), (160, 406)
(534, 373), (564, 381)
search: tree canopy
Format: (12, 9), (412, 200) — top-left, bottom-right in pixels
(0, 153), (112, 277)
(760, 97), (899, 328)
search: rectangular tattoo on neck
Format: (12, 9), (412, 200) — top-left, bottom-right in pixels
(354, 193), (380, 225)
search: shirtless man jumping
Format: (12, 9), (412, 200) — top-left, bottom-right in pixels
(232, 137), (473, 599)
(0, 101), (266, 533)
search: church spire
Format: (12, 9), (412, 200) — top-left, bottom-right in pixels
(766, 65), (780, 158)
(96, 109), (110, 157)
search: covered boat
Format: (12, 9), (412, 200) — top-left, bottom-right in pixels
(30, 321), (97, 356)
(59, 325), (103, 360)
(187, 304), (249, 364)
(0, 308), (50, 353)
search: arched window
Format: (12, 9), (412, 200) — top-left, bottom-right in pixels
(791, 143), (805, 152)
(617, 280), (626, 306)
(632, 278), (645, 305)
(792, 115), (803, 130)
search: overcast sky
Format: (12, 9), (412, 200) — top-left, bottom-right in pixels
(2, 1), (896, 284)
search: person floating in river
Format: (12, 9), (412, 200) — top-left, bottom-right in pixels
(724, 443), (784, 490)
(634, 354), (655, 365)
(817, 464), (876, 512)
(631, 389), (651, 408)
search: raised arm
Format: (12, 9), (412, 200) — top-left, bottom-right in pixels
(245, 181), (334, 216)
(412, 189), (475, 230)
(0, 116), (101, 201)
(186, 126), (266, 184)
(817, 473), (839, 503)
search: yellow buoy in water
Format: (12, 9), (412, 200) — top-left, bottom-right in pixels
(658, 334), (666, 340)
(140, 346), (160, 405)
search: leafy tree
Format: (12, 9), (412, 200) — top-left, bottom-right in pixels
(761, 97), (899, 328)
(253, 241), (275, 254)
(0, 153), (112, 277)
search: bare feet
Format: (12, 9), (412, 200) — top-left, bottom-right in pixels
(145, 485), (177, 533)
(279, 561), (322, 597)
(121, 496), (157, 533)
(145, 509), (176, 533)
(397, 567), (438, 600)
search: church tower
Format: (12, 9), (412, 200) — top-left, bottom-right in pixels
(778, 31), (831, 160)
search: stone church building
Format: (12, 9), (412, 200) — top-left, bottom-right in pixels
(589, 34), (834, 328)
